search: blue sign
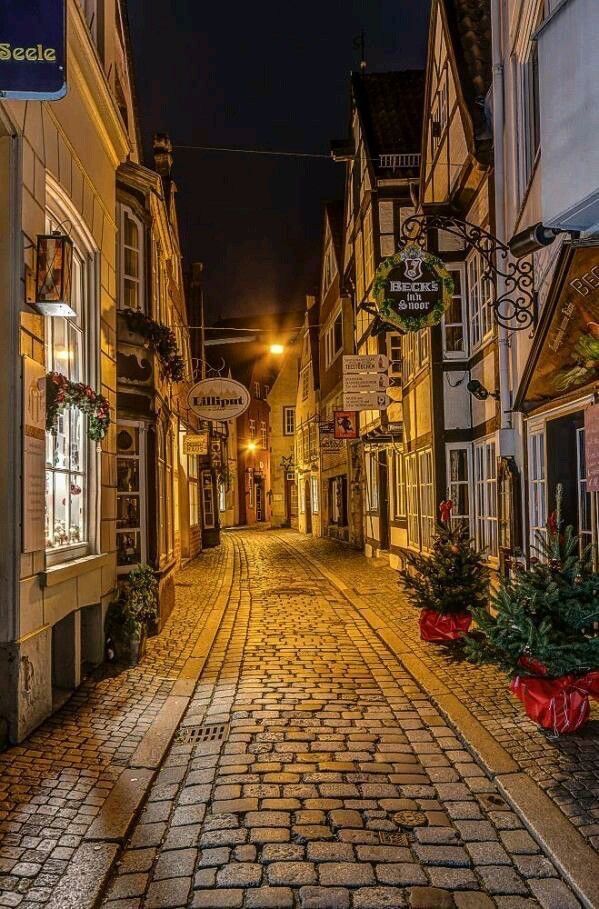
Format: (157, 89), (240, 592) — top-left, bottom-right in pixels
(0, 0), (67, 100)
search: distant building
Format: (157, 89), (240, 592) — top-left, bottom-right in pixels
(295, 296), (321, 536)
(268, 338), (301, 528)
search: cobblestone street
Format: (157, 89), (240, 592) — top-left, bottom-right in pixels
(1, 529), (596, 909)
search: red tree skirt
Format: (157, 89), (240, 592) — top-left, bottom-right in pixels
(419, 608), (472, 642)
(510, 671), (599, 734)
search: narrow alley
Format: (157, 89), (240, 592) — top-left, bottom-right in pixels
(2, 529), (594, 909)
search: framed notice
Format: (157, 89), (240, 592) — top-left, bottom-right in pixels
(22, 356), (46, 552)
(585, 404), (599, 493)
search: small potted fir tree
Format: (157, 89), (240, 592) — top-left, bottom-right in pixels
(105, 565), (158, 666)
(399, 517), (489, 642)
(465, 487), (599, 734)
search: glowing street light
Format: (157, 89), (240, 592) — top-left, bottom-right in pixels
(269, 343), (285, 355)
(247, 440), (258, 452)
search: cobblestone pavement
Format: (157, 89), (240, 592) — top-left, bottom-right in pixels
(0, 546), (229, 909)
(103, 530), (582, 909)
(284, 531), (599, 852)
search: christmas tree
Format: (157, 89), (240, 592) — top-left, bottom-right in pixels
(465, 488), (599, 679)
(399, 521), (490, 616)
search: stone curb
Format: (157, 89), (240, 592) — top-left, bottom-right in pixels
(284, 537), (599, 909)
(47, 552), (236, 909)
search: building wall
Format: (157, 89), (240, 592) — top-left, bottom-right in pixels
(0, 0), (132, 743)
(268, 343), (299, 528)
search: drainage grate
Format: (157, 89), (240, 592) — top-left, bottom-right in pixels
(176, 722), (229, 746)
(379, 831), (409, 846)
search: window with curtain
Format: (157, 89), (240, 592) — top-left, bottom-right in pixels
(418, 449), (435, 551)
(447, 446), (471, 529)
(45, 239), (88, 553)
(468, 252), (493, 349)
(406, 453), (419, 548)
(443, 264), (467, 357)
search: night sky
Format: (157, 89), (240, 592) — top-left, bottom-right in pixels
(126, 0), (431, 322)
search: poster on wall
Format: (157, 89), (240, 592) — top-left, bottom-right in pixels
(585, 404), (599, 493)
(521, 245), (599, 408)
(22, 356), (46, 553)
(334, 411), (358, 439)
(0, 0), (67, 100)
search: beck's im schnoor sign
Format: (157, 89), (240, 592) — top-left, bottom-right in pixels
(368, 244), (454, 335)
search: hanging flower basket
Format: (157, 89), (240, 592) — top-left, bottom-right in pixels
(511, 669), (599, 734)
(419, 608), (473, 642)
(46, 372), (111, 442)
(121, 309), (185, 382)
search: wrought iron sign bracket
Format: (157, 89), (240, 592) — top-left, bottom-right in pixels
(399, 213), (536, 332)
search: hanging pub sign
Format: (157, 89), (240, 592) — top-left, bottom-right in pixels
(334, 411), (358, 439)
(183, 432), (209, 456)
(187, 377), (250, 421)
(0, 0), (67, 100)
(371, 243), (454, 334)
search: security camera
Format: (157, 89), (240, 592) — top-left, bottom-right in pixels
(467, 379), (500, 401)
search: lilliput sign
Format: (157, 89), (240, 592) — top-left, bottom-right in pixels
(372, 244), (453, 333)
(0, 0), (67, 100)
(187, 377), (250, 421)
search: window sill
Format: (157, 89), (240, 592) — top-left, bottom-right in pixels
(41, 552), (110, 588)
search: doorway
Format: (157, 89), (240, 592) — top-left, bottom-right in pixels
(256, 480), (265, 522)
(304, 477), (312, 534)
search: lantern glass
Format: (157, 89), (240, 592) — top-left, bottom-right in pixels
(35, 233), (76, 317)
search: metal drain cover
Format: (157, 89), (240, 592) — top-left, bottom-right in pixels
(176, 722), (229, 745)
(379, 831), (409, 846)
(393, 810), (427, 828)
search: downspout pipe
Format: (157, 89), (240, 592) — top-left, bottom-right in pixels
(491, 0), (514, 440)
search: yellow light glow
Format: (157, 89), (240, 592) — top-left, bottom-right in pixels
(269, 343), (285, 355)
(247, 440), (258, 452)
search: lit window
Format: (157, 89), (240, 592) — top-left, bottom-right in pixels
(45, 234), (88, 553)
(529, 430), (546, 546)
(260, 420), (267, 449)
(474, 438), (498, 557)
(188, 453), (199, 527)
(447, 446), (471, 529)
(405, 453), (419, 548)
(301, 367), (310, 400)
(311, 476), (320, 514)
(468, 253), (493, 349)
(249, 419), (256, 438)
(120, 206), (144, 311)
(117, 423), (146, 571)
(390, 450), (406, 519)
(418, 449), (435, 551)
(283, 406), (295, 436)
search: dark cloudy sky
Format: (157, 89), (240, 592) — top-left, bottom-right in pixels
(126, 0), (431, 322)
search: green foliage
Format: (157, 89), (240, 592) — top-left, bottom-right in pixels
(399, 522), (490, 615)
(121, 309), (186, 382)
(46, 372), (111, 441)
(465, 525), (599, 678)
(107, 564), (158, 638)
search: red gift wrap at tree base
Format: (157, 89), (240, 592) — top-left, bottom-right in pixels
(419, 608), (472, 642)
(510, 670), (599, 734)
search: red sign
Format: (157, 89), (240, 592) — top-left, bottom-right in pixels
(334, 411), (358, 440)
(585, 404), (599, 492)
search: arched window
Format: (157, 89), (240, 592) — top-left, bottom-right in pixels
(120, 205), (144, 311)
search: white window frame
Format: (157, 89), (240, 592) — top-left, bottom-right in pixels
(446, 443), (472, 532)
(418, 449), (435, 551)
(188, 452), (200, 527)
(468, 252), (493, 350)
(405, 452), (419, 549)
(311, 475), (320, 515)
(44, 187), (99, 566)
(119, 205), (144, 312)
(365, 450), (379, 513)
(474, 437), (498, 558)
(283, 406), (295, 436)
(260, 420), (267, 450)
(528, 429), (547, 548)
(442, 263), (467, 358)
(388, 333), (402, 377)
(390, 449), (406, 520)
(301, 366), (310, 400)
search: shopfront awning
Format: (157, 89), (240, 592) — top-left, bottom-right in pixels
(515, 242), (599, 412)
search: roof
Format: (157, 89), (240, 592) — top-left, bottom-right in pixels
(324, 201), (344, 271)
(443, 0), (492, 151)
(352, 70), (425, 177)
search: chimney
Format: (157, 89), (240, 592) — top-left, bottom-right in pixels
(153, 133), (173, 178)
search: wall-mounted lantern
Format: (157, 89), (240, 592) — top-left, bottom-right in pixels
(35, 232), (75, 317)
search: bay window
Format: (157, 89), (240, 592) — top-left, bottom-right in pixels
(45, 224), (91, 556)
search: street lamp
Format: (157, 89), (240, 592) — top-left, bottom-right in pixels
(269, 343), (285, 355)
(247, 440), (258, 452)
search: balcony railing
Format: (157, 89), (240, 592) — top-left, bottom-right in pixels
(379, 153), (421, 172)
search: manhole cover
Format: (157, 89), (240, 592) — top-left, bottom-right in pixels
(393, 810), (427, 828)
(176, 722), (229, 745)
(379, 831), (409, 846)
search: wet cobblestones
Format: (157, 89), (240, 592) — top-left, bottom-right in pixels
(103, 530), (581, 908)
